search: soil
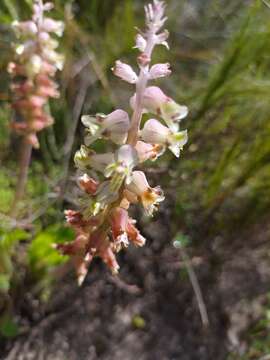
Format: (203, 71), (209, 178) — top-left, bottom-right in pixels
(1, 212), (270, 360)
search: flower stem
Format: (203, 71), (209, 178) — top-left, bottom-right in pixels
(127, 31), (156, 145)
(10, 138), (32, 218)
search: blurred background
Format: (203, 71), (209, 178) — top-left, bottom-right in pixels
(1, 0), (270, 359)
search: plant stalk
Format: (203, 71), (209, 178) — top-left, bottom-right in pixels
(10, 138), (32, 217)
(127, 31), (156, 145)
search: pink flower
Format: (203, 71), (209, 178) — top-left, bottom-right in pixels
(145, 0), (167, 31)
(131, 86), (188, 131)
(155, 30), (169, 49)
(135, 141), (164, 162)
(110, 208), (130, 251)
(42, 18), (64, 36)
(141, 119), (188, 157)
(149, 63), (171, 79)
(126, 171), (164, 215)
(104, 145), (138, 187)
(112, 60), (138, 84)
(78, 174), (99, 195)
(74, 146), (114, 172)
(82, 109), (130, 145)
(110, 207), (146, 250)
(134, 34), (147, 52)
(89, 230), (120, 275)
(13, 21), (38, 35)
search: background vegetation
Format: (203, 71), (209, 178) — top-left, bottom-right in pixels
(1, 0), (270, 359)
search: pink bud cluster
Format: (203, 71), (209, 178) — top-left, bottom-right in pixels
(58, 0), (188, 284)
(8, 0), (64, 148)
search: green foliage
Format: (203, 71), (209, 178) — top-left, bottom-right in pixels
(0, 229), (29, 293)
(172, 1), (270, 235)
(28, 225), (73, 276)
(27, 225), (74, 301)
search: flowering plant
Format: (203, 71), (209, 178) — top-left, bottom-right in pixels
(58, 0), (188, 284)
(8, 0), (64, 149)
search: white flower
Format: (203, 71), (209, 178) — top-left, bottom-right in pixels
(112, 60), (138, 84)
(74, 146), (114, 172)
(141, 119), (188, 157)
(82, 109), (130, 145)
(42, 18), (65, 36)
(131, 86), (188, 132)
(126, 171), (164, 215)
(135, 141), (164, 162)
(154, 30), (170, 49)
(104, 145), (138, 191)
(134, 34), (147, 52)
(149, 63), (171, 79)
(12, 21), (38, 35)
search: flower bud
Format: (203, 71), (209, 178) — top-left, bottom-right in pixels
(154, 30), (169, 49)
(145, 0), (167, 31)
(126, 220), (146, 247)
(137, 53), (151, 67)
(149, 63), (171, 79)
(134, 34), (146, 52)
(112, 60), (138, 84)
(78, 174), (99, 195)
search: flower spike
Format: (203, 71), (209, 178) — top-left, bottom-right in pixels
(60, 0), (189, 284)
(8, 0), (64, 148)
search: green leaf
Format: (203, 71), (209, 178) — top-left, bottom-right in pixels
(0, 229), (29, 251)
(28, 225), (73, 274)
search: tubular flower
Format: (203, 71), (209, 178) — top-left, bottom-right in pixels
(104, 145), (138, 191)
(135, 141), (164, 162)
(82, 110), (130, 145)
(126, 171), (165, 215)
(60, 1), (189, 284)
(8, 0), (64, 148)
(110, 208), (146, 251)
(141, 119), (188, 157)
(131, 86), (188, 132)
(112, 61), (138, 84)
(149, 63), (171, 79)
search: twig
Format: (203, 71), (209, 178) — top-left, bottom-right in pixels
(10, 138), (32, 218)
(179, 246), (209, 328)
(108, 275), (142, 295)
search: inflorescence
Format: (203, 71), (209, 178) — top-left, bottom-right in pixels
(57, 0), (188, 285)
(8, 0), (64, 148)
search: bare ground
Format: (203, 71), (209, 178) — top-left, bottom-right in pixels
(1, 214), (270, 360)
